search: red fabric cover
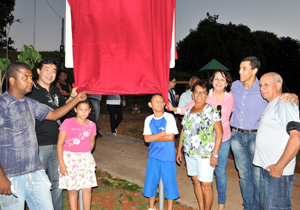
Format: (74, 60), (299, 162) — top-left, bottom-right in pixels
(67, 0), (176, 101)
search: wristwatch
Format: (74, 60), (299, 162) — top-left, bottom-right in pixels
(211, 152), (219, 158)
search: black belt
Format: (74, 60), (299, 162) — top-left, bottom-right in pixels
(232, 127), (257, 134)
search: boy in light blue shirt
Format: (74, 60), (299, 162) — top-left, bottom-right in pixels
(142, 94), (179, 210)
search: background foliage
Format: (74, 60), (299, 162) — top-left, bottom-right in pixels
(0, 0), (16, 51)
(173, 13), (300, 94)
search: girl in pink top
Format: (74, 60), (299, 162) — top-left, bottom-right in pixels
(168, 70), (234, 210)
(57, 99), (97, 210)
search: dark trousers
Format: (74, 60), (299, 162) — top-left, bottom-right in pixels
(107, 104), (123, 133)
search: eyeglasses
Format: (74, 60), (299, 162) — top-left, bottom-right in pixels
(217, 105), (222, 118)
(194, 90), (207, 94)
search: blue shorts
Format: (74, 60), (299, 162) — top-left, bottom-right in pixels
(142, 158), (180, 200)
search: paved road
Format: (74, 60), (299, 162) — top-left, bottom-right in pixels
(93, 131), (300, 210)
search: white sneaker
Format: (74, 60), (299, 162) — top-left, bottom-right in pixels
(147, 208), (156, 210)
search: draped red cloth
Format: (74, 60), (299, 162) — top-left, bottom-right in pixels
(67, 0), (176, 101)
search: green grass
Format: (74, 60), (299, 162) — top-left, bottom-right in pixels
(128, 128), (142, 133)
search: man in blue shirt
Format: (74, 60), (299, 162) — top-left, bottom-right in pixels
(230, 56), (298, 210)
(0, 62), (86, 210)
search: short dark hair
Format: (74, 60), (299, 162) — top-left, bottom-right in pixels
(7, 62), (31, 79)
(169, 74), (176, 82)
(209, 70), (232, 92)
(241, 56), (261, 71)
(38, 57), (57, 70)
(192, 80), (209, 92)
(57, 69), (67, 77)
(150, 94), (163, 102)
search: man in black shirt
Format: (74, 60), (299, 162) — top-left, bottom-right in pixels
(27, 57), (76, 210)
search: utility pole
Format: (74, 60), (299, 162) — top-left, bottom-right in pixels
(5, 19), (23, 59)
(60, 18), (65, 69)
(33, 0), (36, 47)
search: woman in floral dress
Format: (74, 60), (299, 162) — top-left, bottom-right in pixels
(176, 80), (223, 210)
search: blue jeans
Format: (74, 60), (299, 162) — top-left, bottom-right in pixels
(39, 145), (62, 210)
(89, 98), (101, 123)
(260, 169), (293, 210)
(231, 128), (260, 210)
(214, 139), (231, 204)
(0, 170), (53, 210)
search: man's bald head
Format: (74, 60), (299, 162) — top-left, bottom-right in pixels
(260, 72), (283, 102)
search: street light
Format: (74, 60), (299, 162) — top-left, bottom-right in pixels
(6, 19), (23, 59)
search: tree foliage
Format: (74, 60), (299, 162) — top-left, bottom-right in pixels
(0, 0), (16, 51)
(0, 0), (15, 28)
(175, 13), (300, 93)
(0, 45), (41, 94)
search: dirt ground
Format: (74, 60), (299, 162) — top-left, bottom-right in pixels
(94, 105), (197, 209)
(62, 171), (193, 210)
(92, 171), (193, 210)
(98, 104), (151, 140)
(92, 101), (300, 210)
(98, 102), (300, 174)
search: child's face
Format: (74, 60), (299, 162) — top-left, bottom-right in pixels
(74, 103), (91, 120)
(149, 95), (165, 112)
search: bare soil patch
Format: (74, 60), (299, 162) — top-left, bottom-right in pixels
(98, 102), (300, 174)
(62, 171), (194, 210)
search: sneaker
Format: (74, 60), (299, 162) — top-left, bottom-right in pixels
(148, 208), (156, 210)
(112, 133), (117, 137)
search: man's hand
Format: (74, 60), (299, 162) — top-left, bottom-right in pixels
(70, 87), (78, 98)
(0, 176), (11, 195)
(265, 164), (283, 178)
(279, 93), (299, 106)
(75, 91), (87, 101)
(210, 156), (218, 167)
